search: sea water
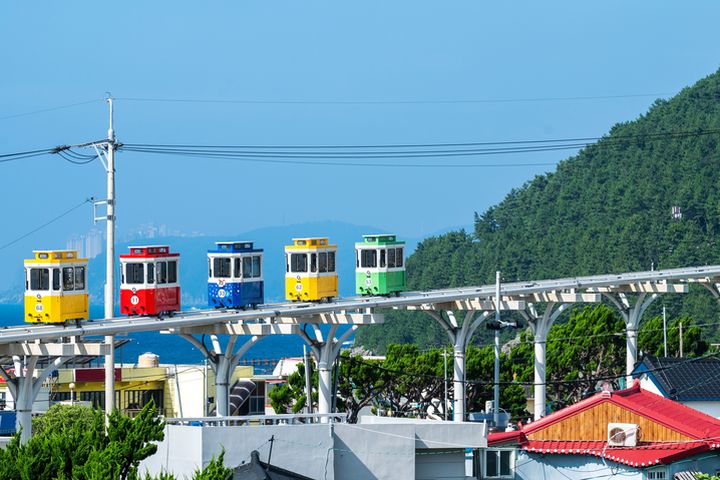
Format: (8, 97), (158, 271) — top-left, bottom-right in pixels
(0, 304), (310, 372)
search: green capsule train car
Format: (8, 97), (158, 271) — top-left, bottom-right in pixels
(355, 234), (405, 296)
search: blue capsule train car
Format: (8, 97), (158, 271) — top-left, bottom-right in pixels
(208, 241), (264, 309)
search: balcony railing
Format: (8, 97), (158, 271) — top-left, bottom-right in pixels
(166, 412), (347, 427)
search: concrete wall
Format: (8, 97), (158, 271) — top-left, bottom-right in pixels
(515, 452), (642, 480)
(334, 423), (416, 479)
(514, 451), (720, 480)
(683, 400), (720, 418)
(142, 423), (335, 480)
(142, 418), (487, 480)
(171, 366), (208, 418)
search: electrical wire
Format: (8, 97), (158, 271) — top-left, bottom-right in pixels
(114, 92), (674, 105)
(123, 127), (720, 150)
(119, 127), (720, 168)
(56, 150), (98, 165)
(0, 99), (103, 121)
(0, 148), (57, 164)
(121, 147), (558, 168)
(0, 198), (94, 251)
(340, 348), (720, 388)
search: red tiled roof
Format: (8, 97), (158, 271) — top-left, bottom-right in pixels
(520, 381), (720, 440)
(522, 440), (715, 468)
(487, 380), (720, 467)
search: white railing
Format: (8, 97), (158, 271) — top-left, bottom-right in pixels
(165, 412), (347, 427)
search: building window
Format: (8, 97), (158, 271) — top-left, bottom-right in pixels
(124, 389), (164, 414)
(645, 468), (667, 479)
(80, 391), (105, 409)
(481, 449), (514, 479)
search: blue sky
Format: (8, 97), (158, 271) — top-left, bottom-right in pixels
(1, 1), (720, 290)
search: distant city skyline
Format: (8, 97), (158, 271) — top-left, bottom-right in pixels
(66, 229), (103, 259)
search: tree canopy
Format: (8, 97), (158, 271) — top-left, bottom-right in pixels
(0, 403), (231, 480)
(356, 68), (720, 351)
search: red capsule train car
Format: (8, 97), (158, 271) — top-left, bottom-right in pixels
(120, 245), (180, 316)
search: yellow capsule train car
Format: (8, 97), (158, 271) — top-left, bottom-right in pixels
(285, 238), (338, 301)
(24, 250), (89, 323)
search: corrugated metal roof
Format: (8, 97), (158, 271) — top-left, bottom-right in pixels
(634, 355), (720, 401)
(516, 380), (720, 440)
(488, 381), (720, 467)
(521, 440), (712, 468)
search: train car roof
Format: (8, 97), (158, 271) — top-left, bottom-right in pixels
(25, 250), (88, 263)
(209, 241), (263, 253)
(356, 234), (405, 245)
(120, 245), (179, 258)
(286, 237), (336, 249)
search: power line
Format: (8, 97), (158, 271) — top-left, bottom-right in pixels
(118, 127), (720, 168)
(0, 99), (103, 121)
(341, 348), (720, 388)
(114, 92), (674, 106)
(120, 147), (559, 168)
(0, 198), (94, 251)
(124, 127), (720, 150)
(0, 148), (58, 164)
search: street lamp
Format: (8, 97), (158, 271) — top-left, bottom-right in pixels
(485, 271), (521, 428)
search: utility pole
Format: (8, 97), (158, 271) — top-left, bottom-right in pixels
(443, 349), (448, 421)
(662, 306), (668, 357)
(93, 95), (117, 418)
(493, 271), (501, 427)
(679, 322), (684, 358)
(303, 345), (313, 414)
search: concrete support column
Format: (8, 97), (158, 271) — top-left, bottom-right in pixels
(626, 328), (638, 386)
(427, 310), (490, 422)
(214, 360), (231, 417)
(525, 302), (570, 421)
(178, 333), (259, 417)
(317, 361), (332, 418)
(0, 356), (67, 444)
(301, 324), (358, 422)
(453, 348), (465, 422)
(605, 292), (657, 384)
(533, 337), (547, 420)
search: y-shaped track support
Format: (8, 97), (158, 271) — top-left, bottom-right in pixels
(604, 292), (658, 385)
(521, 303), (572, 420)
(179, 334), (260, 417)
(0, 356), (68, 444)
(299, 324), (358, 421)
(701, 282), (720, 303)
(425, 310), (490, 422)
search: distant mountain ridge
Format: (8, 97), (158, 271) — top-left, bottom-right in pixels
(356, 67), (720, 351)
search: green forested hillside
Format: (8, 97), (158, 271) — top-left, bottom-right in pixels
(357, 68), (720, 352)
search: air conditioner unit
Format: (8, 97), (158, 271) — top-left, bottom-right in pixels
(607, 423), (638, 447)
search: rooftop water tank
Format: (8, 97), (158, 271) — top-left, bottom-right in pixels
(138, 352), (159, 368)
